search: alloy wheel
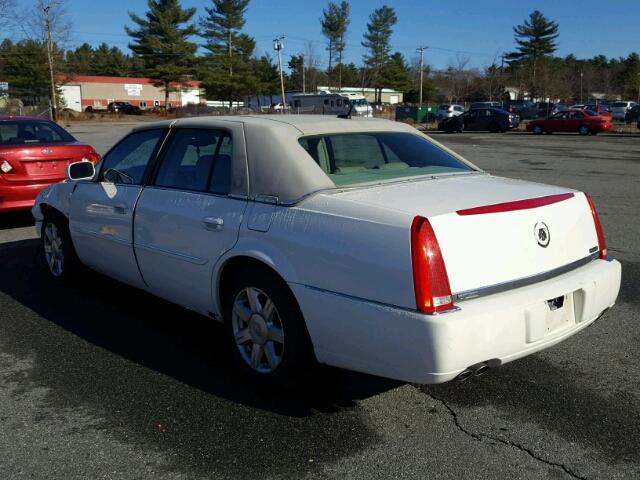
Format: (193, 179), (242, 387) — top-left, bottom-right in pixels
(232, 287), (285, 374)
(43, 222), (64, 277)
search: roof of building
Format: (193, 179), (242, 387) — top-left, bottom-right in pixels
(57, 75), (201, 88)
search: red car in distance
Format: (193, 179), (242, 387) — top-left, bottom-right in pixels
(0, 116), (100, 212)
(527, 109), (612, 135)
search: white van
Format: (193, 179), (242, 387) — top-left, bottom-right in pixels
(290, 92), (373, 117)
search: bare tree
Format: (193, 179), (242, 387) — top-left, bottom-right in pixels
(0, 0), (17, 29)
(20, 0), (72, 45)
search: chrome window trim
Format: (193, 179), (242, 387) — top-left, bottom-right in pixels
(453, 252), (600, 302)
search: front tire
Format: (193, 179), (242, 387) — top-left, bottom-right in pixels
(41, 212), (81, 283)
(578, 124), (590, 135)
(223, 267), (316, 386)
(532, 125), (544, 135)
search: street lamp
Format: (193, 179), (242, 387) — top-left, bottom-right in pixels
(273, 36), (286, 114)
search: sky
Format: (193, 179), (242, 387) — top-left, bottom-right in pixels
(11, 0), (640, 71)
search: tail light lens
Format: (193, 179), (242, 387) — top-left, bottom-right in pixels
(586, 195), (607, 259)
(411, 216), (454, 314)
(83, 150), (101, 163)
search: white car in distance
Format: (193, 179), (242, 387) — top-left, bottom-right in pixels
(436, 104), (465, 120)
(33, 115), (621, 385)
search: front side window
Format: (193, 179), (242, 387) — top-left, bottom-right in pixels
(99, 129), (166, 184)
(154, 128), (232, 194)
(299, 132), (474, 187)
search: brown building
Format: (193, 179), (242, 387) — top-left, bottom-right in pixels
(58, 76), (203, 112)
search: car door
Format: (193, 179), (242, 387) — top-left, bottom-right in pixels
(548, 112), (566, 132)
(133, 125), (248, 316)
(566, 111), (583, 132)
(69, 128), (167, 288)
(464, 110), (478, 130)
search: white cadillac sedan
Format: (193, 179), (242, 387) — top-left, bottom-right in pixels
(32, 115), (621, 385)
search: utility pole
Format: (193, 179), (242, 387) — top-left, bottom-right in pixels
(274, 36), (286, 114)
(580, 70), (583, 104)
(301, 53), (305, 93)
(500, 53), (506, 101)
(43, 5), (57, 122)
(416, 46), (427, 105)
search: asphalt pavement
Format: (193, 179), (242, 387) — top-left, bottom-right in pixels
(0, 123), (638, 479)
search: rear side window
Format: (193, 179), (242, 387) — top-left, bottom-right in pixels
(99, 129), (166, 184)
(0, 120), (75, 145)
(299, 132), (474, 187)
(154, 128), (232, 194)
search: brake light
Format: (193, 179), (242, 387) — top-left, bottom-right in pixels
(586, 195), (607, 260)
(411, 216), (454, 314)
(83, 150), (101, 163)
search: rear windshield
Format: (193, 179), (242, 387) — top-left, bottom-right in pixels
(298, 132), (474, 187)
(0, 120), (75, 145)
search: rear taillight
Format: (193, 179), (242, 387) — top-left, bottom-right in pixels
(586, 195), (607, 260)
(83, 150), (101, 163)
(0, 160), (13, 173)
(411, 216), (454, 314)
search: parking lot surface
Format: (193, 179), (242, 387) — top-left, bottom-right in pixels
(0, 123), (638, 479)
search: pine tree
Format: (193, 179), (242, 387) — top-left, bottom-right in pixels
(321, 1), (349, 89)
(126, 0), (198, 110)
(380, 52), (411, 94)
(362, 5), (397, 104)
(506, 10), (559, 99)
(199, 0), (256, 108)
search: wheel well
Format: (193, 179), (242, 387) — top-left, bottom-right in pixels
(218, 256), (294, 316)
(39, 203), (65, 220)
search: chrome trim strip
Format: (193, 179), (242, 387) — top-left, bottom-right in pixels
(135, 242), (208, 265)
(453, 253), (600, 302)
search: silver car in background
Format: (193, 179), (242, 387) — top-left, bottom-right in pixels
(610, 101), (637, 121)
(436, 104), (464, 120)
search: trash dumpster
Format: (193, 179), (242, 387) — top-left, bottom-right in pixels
(395, 106), (438, 123)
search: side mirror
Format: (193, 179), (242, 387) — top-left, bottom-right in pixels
(67, 161), (95, 181)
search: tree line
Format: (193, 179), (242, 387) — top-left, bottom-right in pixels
(0, 1), (639, 109)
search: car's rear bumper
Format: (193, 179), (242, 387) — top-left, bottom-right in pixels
(291, 258), (621, 384)
(0, 181), (61, 212)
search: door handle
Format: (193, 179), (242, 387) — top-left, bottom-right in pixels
(203, 217), (224, 231)
(113, 204), (128, 215)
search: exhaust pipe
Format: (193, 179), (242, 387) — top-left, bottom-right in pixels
(456, 362), (490, 381)
(456, 368), (474, 381)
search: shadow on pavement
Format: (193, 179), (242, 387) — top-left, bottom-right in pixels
(0, 238), (398, 477)
(0, 211), (34, 230)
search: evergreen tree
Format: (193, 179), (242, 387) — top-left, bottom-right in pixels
(253, 55), (280, 106)
(361, 5), (397, 104)
(506, 10), (559, 98)
(320, 1), (349, 89)
(199, 0), (256, 107)
(126, 0), (198, 110)
(380, 52), (411, 94)
(65, 43), (93, 75)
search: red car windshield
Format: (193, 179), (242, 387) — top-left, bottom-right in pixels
(0, 120), (76, 146)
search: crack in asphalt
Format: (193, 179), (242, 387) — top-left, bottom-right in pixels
(421, 389), (587, 480)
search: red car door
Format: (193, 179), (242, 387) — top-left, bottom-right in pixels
(545, 112), (565, 132)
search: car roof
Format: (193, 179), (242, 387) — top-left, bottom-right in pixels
(133, 114), (416, 136)
(130, 115), (441, 204)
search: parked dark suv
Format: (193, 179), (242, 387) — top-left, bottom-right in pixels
(438, 108), (520, 133)
(503, 100), (538, 119)
(107, 101), (143, 115)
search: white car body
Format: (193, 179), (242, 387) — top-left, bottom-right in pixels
(437, 104), (465, 120)
(32, 115), (621, 384)
(610, 101), (637, 121)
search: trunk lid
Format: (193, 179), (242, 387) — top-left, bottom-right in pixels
(0, 142), (94, 180)
(329, 173), (599, 296)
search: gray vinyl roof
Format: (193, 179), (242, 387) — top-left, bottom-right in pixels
(131, 115), (432, 204)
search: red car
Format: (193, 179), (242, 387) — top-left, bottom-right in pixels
(0, 116), (100, 212)
(527, 109), (612, 135)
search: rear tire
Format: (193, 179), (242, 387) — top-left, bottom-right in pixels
(222, 267), (316, 386)
(41, 212), (82, 283)
(578, 124), (590, 135)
